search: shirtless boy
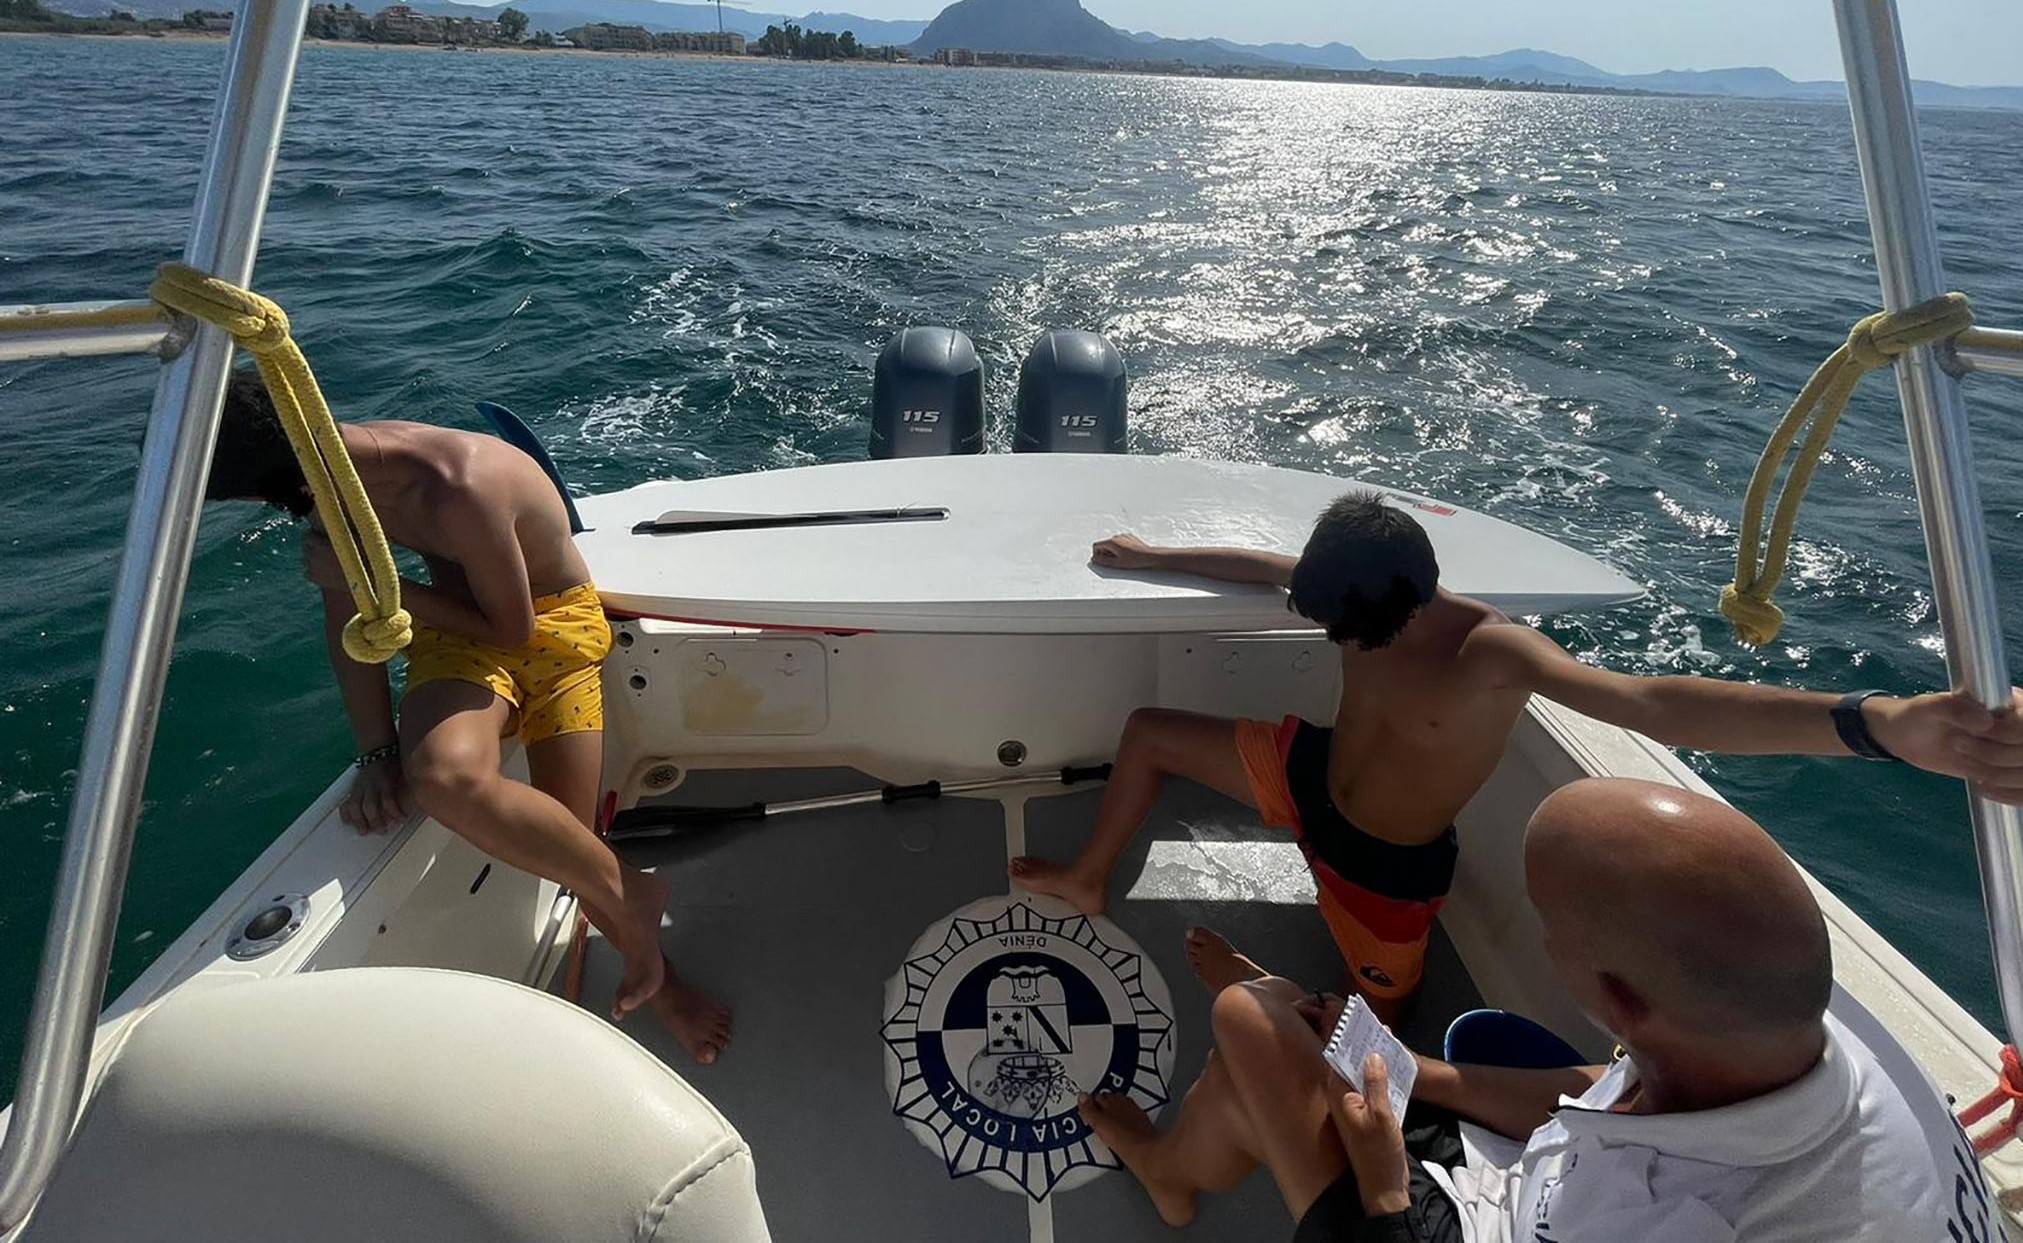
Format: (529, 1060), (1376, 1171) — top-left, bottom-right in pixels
(205, 371), (730, 1063)
(1011, 490), (2023, 1014)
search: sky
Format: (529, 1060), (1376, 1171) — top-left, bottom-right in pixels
(804, 1), (2023, 88)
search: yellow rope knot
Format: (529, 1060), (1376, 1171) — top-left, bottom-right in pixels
(343, 610), (414, 665)
(150, 261), (410, 664)
(1720, 292), (1977, 647)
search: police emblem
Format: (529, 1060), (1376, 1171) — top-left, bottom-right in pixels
(880, 895), (1176, 1201)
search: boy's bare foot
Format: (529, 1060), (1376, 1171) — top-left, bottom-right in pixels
(1007, 856), (1106, 917)
(1185, 926), (1268, 995)
(645, 963), (733, 1066)
(600, 868), (671, 1021)
(1080, 1092), (1195, 1227)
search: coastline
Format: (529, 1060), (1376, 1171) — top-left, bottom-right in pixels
(0, 29), (947, 67)
(0, 30), (1659, 95)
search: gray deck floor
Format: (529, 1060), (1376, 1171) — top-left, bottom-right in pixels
(577, 768), (1479, 1243)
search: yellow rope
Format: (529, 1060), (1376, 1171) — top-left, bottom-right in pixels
(1720, 292), (1994, 646)
(144, 263), (411, 663)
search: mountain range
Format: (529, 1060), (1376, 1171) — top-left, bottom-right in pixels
(48, 0), (2023, 111)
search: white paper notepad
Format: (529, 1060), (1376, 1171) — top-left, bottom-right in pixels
(1323, 996), (1417, 1120)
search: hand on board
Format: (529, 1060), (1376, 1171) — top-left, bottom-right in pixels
(1869, 687), (2023, 806)
(1090, 533), (1162, 571)
(342, 757), (411, 834)
(1329, 1053), (1412, 1217)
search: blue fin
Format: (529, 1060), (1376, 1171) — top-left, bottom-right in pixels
(474, 401), (585, 534)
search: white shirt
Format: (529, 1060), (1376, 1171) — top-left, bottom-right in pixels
(1428, 1014), (1995, 1243)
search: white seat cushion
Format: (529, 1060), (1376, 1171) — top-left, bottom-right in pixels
(23, 967), (769, 1242)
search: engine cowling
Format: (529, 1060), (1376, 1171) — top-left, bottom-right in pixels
(869, 326), (985, 459)
(1014, 330), (1127, 454)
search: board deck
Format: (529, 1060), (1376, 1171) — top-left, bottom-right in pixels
(573, 454), (1644, 633)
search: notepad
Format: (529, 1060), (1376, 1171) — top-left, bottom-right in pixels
(1322, 996), (1417, 1121)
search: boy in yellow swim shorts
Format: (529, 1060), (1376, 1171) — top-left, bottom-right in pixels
(205, 372), (730, 1065)
(403, 582), (612, 744)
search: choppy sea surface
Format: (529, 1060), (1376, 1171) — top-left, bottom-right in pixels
(3, 38), (2021, 1075)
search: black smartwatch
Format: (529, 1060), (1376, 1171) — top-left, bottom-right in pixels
(1832, 691), (1901, 762)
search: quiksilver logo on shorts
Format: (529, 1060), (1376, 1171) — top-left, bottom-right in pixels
(881, 897), (1176, 1201)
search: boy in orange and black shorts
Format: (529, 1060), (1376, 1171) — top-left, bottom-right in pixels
(1011, 490), (2014, 1017)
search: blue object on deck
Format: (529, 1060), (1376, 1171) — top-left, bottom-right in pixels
(1442, 1008), (1585, 1069)
(475, 401), (584, 534)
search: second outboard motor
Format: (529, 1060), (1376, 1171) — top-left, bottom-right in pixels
(1014, 330), (1128, 454)
(870, 326), (985, 459)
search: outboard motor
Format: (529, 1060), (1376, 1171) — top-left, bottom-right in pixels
(870, 326), (985, 459)
(1014, 329), (1128, 454)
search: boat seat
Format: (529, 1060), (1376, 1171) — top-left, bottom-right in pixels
(21, 967), (770, 1242)
(1443, 1008), (1586, 1069)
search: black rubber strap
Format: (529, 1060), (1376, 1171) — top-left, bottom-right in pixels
(1833, 690), (1901, 762)
(1059, 764), (1114, 785)
(881, 781), (942, 804)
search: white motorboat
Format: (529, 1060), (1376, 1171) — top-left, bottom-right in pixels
(2, 2), (2020, 1240)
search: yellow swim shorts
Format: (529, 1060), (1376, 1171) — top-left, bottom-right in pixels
(404, 582), (613, 744)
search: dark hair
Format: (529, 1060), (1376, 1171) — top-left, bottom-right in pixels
(1287, 491), (1439, 649)
(205, 369), (311, 518)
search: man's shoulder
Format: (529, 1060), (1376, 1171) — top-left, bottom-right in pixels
(1738, 1017), (1990, 1242)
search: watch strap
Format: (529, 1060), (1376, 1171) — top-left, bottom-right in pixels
(1833, 691), (1900, 762)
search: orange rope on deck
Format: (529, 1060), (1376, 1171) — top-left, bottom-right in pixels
(1958, 1044), (2023, 1156)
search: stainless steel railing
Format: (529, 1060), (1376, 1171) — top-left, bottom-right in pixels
(1954, 328), (2023, 380)
(1833, 0), (2023, 1052)
(0, 301), (185, 364)
(0, 0), (310, 1226)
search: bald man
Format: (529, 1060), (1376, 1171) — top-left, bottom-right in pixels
(1081, 779), (1992, 1243)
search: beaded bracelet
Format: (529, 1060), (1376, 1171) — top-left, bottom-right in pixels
(354, 742), (400, 770)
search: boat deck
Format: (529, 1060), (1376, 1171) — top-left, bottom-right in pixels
(570, 768), (1481, 1242)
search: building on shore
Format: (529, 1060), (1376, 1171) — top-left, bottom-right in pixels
(562, 22), (655, 51)
(307, 2), (367, 40)
(372, 4), (443, 43)
(934, 47), (977, 67)
(653, 30), (746, 55)
(441, 15), (501, 43)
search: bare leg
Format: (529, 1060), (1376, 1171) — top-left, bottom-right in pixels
(1011, 709), (1257, 916)
(527, 730), (733, 1064)
(1205, 978), (1351, 1220)
(1081, 1054), (1256, 1227)
(402, 681), (664, 1021)
(1083, 976), (1349, 1226)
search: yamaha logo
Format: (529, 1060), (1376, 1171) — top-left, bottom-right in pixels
(881, 896), (1176, 1201)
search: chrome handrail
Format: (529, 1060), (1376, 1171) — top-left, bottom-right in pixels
(0, 301), (185, 365)
(1833, 0), (2023, 1052)
(0, 0), (310, 1226)
(1954, 328), (2023, 380)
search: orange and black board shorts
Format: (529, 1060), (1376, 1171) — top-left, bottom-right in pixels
(1235, 716), (1458, 1000)
(404, 582), (612, 744)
